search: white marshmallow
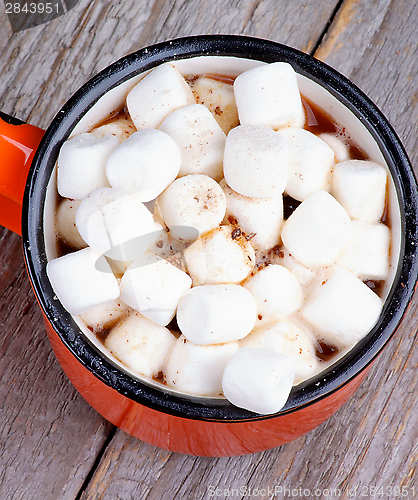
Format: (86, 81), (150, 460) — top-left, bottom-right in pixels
(242, 264), (303, 320)
(105, 312), (176, 378)
(91, 116), (137, 142)
(157, 174), (226, 242)
(223, 125), (289, 198)
(57, 133), (119, 200)
(164, 335), (239, 396)
(331, 160), (387, 222)
(80, 298), (131, 332)
(75, 187), (155, 257)
(146, 220), (201, 271)
(106, 128), (181, 200)
(183, 225), (255, 286)
(147, 221), (189, 260)
(126, 63), (195, 130)
(337, 220), (390, 281)
(220, 179), (283, 250)
(103, 257), (133, 277)
(271, 245), (317, 289)
(46, 247), (120, 316)
(240, 321), (318, 384)
(281, 190), (352, 268)
(233, 62), (304, 129)
(302, 265), (383, 348)
(159, 104), (226, 181)
(56, 198), (87, 250)
(222, 347), (295, 414)
(176, 285), (257, 345)
(119, 254), (192, 326)
(319, 133), (350, 163)
(279, 128), (334, 201)
(189, 76), (239, 134)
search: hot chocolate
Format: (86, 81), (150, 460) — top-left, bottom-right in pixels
(47, 61), (392, 415)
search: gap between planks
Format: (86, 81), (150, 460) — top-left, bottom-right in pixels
(310, 0), (345, 55)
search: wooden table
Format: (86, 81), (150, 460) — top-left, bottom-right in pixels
(1, 0), (417, 498)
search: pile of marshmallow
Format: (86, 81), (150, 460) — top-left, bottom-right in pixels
(47, 61), (390, 415)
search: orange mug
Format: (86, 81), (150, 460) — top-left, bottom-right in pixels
(1, 35), (418, 456)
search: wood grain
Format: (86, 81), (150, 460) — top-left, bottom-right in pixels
(316, 0), (418, 165)
(0, 228), (114, 500)
(130, 0), (340, 54)
(315, 0), (393, 78)
(1, 0), (418, 498)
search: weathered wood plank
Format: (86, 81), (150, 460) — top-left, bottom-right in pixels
(130, 0), (340, 55)
(307, 0), (418, 494)
(0, 0), (155, 127)
(315, 0), (418, 171)
(315, 0), (393, 78)
(0, 228), (115, 500)
(2, 0), (418, 498)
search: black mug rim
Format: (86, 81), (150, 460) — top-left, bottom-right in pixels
(22, 34), (418, 422)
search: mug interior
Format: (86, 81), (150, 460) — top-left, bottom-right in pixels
(23, 35), (418, 421)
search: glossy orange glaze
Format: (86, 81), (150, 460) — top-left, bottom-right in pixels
(0, 117), (44, 234)
(43, 314), (369, 456)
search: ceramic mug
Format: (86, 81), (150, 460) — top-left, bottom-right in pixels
(1, 35), (418, 456)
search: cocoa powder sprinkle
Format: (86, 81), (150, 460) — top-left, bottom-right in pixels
(231, 228), (242, 239)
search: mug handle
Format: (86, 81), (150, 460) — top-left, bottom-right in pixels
(0, 112), (45, 235)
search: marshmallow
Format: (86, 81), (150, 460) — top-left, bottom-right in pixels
(183, 225), (255, 286)
(242, 265), (303, 320)
(75, 187), (155, 258)
(331, 160), (387, 222)
(281, 190), (352, 268)
(46, 247), (120, 316)
(240, 321), (318, 384)
(159, 104), (226, 181)
(164, 335), (239, 396)
(337, 220), (390, 281)
(146, 221), (190, 261)
(56, 198), (87, 250)
(126, 63), (195, 130)
(141, 221), (195, 273)
(105, 312), (176, 378)
(119, 254), (192, 326)
(106, 129), (181, 200)
(222, 347), (295, 414)
(102, 255), (134, 277)
(189, 76), (239, 133)
(176, 284), (257, 345)
(220, 179), (283, 250)
(319, 133), (350, 163)
(157, 174), (226, 241)
(233, 62), (304, 129)
(57, 133), (119, 200)
(91, 116), (137, 142)
(271, 245), (317, 289)
(223, 125), (289, 198)
(278, 128), (334, 201)
(302, 265), (383, 348)
(80, 298), (131, 332)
